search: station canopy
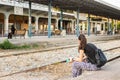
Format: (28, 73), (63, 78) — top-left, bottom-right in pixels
(23, 0), (120, 20)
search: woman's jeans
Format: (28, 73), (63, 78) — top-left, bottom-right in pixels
(72, 61), (98, 77)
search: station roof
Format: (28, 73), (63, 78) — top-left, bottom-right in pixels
(23, 0), (120, 20)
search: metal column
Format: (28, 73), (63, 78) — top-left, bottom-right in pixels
(60, 9), (63, 31)
(76, 8), (80, 37)
(115, 20), (118, 31)
(112, 19), (114, 35)
(48, 0), (52, 38)
(115, 20), (118, 34)
(28, 1), (32, 38)
(88, 14), (90, 36)
(95, 22), (97, 36)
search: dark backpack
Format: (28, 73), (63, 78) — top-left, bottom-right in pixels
(87, 43), (107, 67)
(95, 49), (107, 67)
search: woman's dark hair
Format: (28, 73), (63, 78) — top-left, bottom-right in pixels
(78, 34), (87, 51)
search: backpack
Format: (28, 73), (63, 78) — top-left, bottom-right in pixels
(95, 49), (107, 67)
(87, 43), (107, 67)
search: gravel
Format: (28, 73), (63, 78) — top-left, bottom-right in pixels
(0, 40), (120, 80)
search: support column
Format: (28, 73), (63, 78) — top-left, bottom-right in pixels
(28, 1), (32, 38)
(68, 22), (71, 34)
(95, 22), (97, 35)
(91, 22), (93, 33)
(60, 9), (63, 31)
(48, 0), (52, 38)
(103, 22), (105, 31)
(82, 22), (85, 34)
(100, 23), (102, 31)
(71, 20), (75, 34)
(108, 18), (111, 35)
(56, 18), (59, 29)
(87, 14), (90, 36)
(35, 16), (39, 34)
(112, 19), (114, 34)
(76, 8), (80, 37)
(114, 20), (118, 34)
(115, 20), (118, 31)
(4, 13), (9, 36)
(70, 21), (72, 34)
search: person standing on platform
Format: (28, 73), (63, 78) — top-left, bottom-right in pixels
(11, 25), (16, 37)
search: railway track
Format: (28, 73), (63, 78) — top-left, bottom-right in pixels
(0, 40), (110, 58)
(0, 47), (120, 78)
(0, 45), (77, 58)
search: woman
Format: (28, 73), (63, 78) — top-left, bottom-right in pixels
(72, 34), (99, 77)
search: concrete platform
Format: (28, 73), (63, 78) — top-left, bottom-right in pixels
(75, 58), (120, 80)
(0, 34), (120, 45)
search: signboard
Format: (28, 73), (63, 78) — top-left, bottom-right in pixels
(74, 12), (87, 20)
(80, 13), (87, 20)
(52, 12), (57, 16)
(14, 6), (23, 15)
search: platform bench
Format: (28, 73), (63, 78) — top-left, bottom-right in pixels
(15, 29), (26, 39)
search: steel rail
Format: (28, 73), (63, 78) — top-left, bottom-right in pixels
(0, 41), (109, 58)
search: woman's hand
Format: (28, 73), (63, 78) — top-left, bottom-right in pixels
(69, 57), (75, 63)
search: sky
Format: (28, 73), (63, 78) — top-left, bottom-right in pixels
(103, 0), (120, 8)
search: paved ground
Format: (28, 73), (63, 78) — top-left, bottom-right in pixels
(73, 58), (120, 80)
(0, 34), (120, 45)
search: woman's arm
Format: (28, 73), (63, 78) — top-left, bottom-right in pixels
(83, 53), (87, 60)
(74, 50), (84, 62)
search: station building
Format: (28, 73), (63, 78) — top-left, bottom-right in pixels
(0, 0), (119, 37)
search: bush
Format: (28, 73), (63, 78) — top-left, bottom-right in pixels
(0, 39), (39, 50)
(0, 39), (15, 49)
(18, 45), (31, 49)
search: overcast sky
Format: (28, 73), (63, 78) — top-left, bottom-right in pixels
(103, 0), (120, 8)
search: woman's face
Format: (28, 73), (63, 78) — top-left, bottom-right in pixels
(78, 39), (81, 44)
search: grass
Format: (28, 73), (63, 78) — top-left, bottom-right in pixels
(0, 39), (39, 50)
(0, 39), (15, 49)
